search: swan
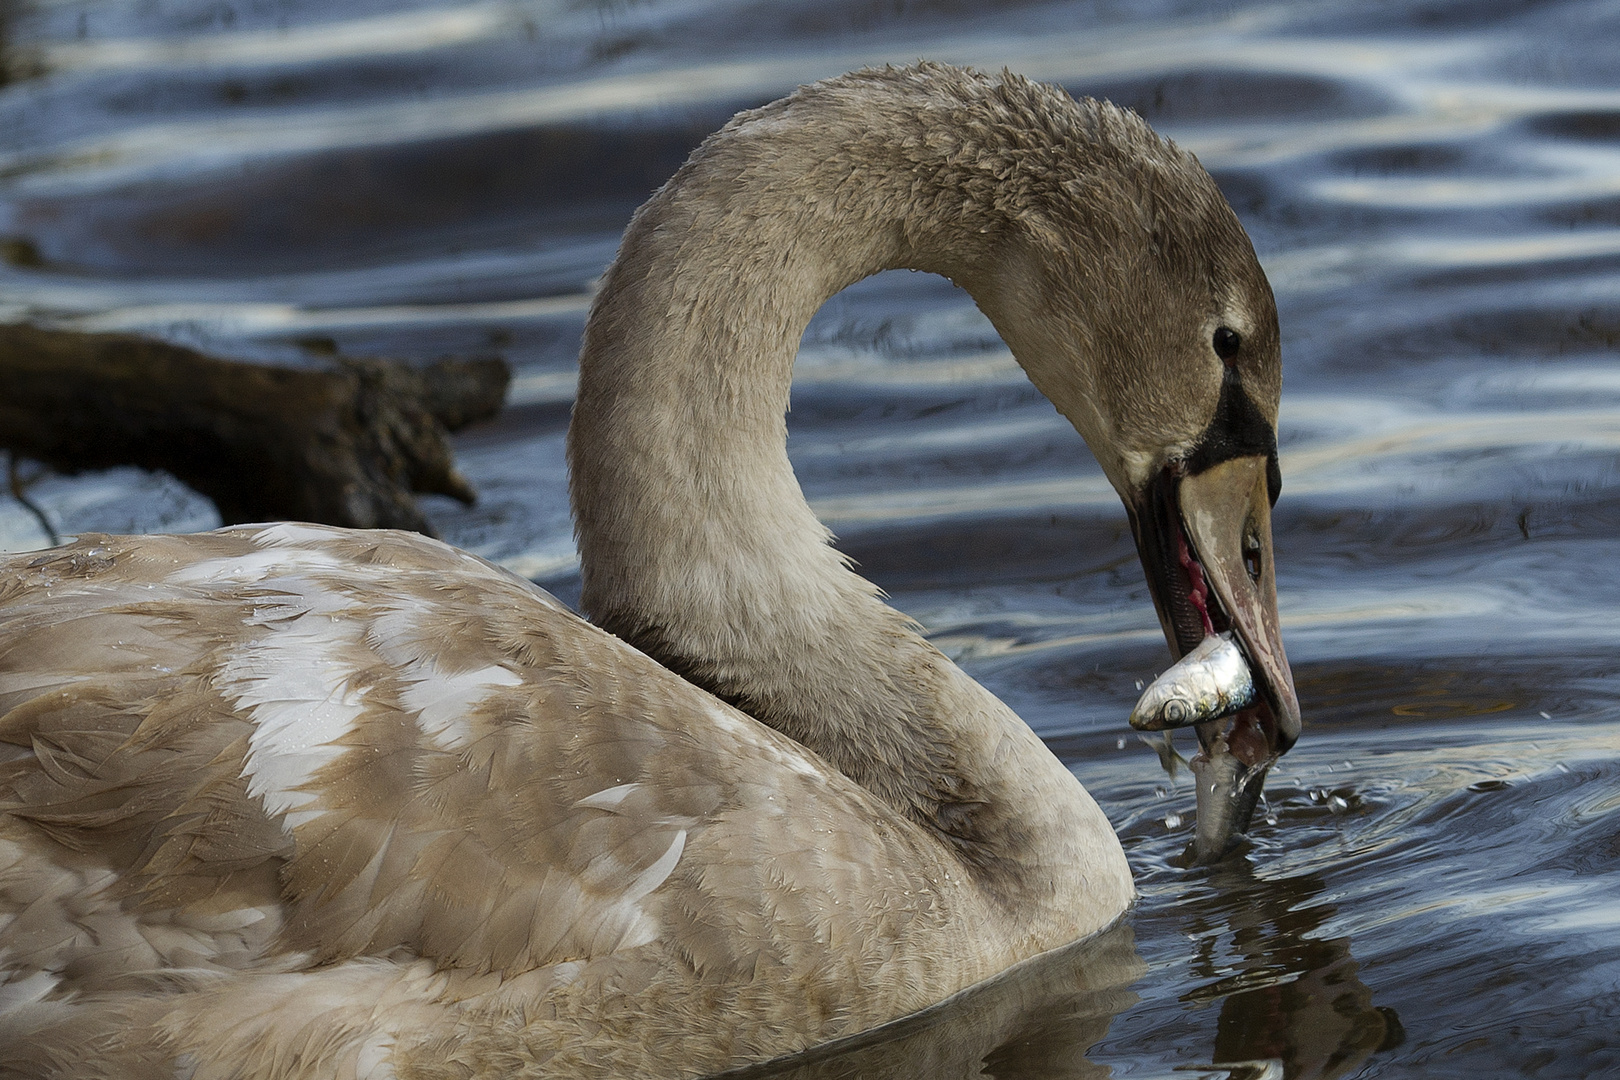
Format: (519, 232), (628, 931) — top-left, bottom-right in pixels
(0, 63), (1299, 1079)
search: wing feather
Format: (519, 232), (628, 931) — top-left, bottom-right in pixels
(1, 528), (991, 1076)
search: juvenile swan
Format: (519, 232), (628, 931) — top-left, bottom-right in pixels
(0, 64), (1298, 1078)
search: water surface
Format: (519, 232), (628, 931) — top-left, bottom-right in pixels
(3, 1), (1618, 1076)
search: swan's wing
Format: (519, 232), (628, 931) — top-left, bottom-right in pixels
(0, 526), (971, 1073)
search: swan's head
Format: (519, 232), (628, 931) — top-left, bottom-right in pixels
(962, 89), (1299, 863)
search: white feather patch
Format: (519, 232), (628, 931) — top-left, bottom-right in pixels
(704, 703), (750, 736)
(615, 913), (662, 952)
(624, 829), (686, 903)
(575, 829), (687, 954)
(574, 784), (638, 812)
(775, 749), (824, 779)
(400, 664), (521, 752)
(250, 523), (346, 547)
(167, 547), (352, 587)
(215, 609), (369, 831)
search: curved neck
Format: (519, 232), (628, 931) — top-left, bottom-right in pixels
(568, 72), (1131, 945)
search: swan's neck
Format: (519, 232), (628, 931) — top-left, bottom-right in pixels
(569, 76), (1130, 943)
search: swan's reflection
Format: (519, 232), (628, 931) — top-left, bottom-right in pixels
(729, 854), (1399, 1075)
(717, 857), (1401, 1080)
(1177, 860), (1403, 1080)
(717, 921), (1144, 1080)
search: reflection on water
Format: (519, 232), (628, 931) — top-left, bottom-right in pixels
(728, 924), (1142, 1080)
(732, 861), (1405, 1080)
(3, 0), (1620, 1076)
(1186, 862), (1400, 1080)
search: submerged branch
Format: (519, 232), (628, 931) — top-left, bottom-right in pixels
(6, 452), (59, 547)
(0, 322), (509, 536)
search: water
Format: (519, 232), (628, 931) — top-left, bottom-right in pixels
(2, 1), (1619, 1076)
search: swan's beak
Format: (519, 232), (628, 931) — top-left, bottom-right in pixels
(1128, 454), (1300, 864)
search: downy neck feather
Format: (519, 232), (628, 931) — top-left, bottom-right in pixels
(569, 65), (1146, 945)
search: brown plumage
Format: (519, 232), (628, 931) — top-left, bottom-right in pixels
(0, 62), (1294, 1078)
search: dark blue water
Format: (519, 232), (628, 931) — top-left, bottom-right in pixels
(4, 1), (1620, 1076)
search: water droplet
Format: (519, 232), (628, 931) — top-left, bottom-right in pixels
(1557, 762), (1571, 773)
(1134, 679), (1144, 691)
(1328, 795), (1348, 812)
(1539, 711), (1552, 720)
(1117, 737), (1127, 750)
(1164, 813), (1182, 829)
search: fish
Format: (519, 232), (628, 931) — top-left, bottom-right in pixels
(1189, 727), (1274, 864)
(1128, 632), (1256, 732)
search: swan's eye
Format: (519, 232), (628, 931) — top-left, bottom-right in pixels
(1243, 531), (1263, 582)
(1213, 326), (1242, 363)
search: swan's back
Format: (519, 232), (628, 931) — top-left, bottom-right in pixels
(0, 526), (1002, 1078)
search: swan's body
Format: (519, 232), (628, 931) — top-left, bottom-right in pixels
(0, 65), (1297, 1078)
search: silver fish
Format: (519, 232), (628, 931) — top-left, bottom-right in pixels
(1190, 729), (1275, 864)
(1128, 632), (1256, 731)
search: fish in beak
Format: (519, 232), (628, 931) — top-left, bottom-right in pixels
(1127, 452), (1300, 864)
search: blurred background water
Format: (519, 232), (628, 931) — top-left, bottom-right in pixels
(3, 0), (1620, 1076)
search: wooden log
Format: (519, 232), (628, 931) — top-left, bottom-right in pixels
(0, 322), (509, 536)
